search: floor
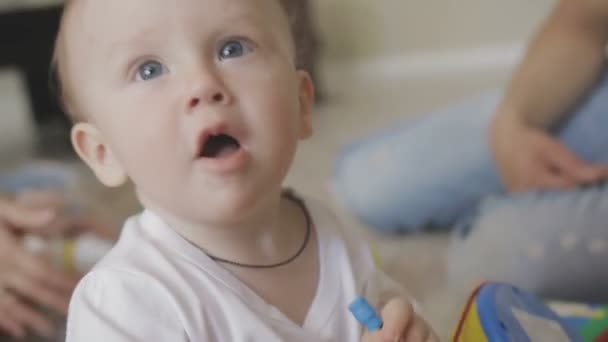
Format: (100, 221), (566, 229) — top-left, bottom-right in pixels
(0, 60), (511, 339)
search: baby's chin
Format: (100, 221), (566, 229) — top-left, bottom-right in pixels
(191, 198), (258, 224)
(141, 187), (277, 226)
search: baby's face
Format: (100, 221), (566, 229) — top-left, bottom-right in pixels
(64, 0), (314, 224)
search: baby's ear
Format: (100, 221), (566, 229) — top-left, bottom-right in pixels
(71, 123), (128, 187)
(297, 70), (314, 139)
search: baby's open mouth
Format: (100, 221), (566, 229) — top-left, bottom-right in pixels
(199, 133), (241, 159)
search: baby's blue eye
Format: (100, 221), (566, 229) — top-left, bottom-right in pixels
(136, 61), (166, 81)
(219, 40), (249, 60)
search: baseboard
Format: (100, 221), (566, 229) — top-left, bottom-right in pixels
(323, 42), (526, 81)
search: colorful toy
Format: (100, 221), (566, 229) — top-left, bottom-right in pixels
(453, 283), (582, 341)
(548, 301), (608, 341)
(349, 296), (383, 332)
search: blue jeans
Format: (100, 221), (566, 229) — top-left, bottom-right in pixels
(332, 74), (608, 300)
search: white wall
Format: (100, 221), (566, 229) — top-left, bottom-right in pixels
(0, 0), (558, 59)
(315, 0), (557, 60)
(0, 0), (559, 151)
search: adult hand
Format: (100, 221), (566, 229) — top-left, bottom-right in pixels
(491, 116), (608, 192)
(0, 190), (113, 339)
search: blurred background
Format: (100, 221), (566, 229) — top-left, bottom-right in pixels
(0, 0), (556, 158)
(0, 0), (559, 338)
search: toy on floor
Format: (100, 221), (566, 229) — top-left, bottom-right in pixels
(453, 282), (582, 342)
(548, 301), (608, 342)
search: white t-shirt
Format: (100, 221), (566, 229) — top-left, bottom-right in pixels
(66, 199), (408, 342)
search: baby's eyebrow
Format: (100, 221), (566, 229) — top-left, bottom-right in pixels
(106, 27), (161, 60)
(113, 26), (161, 48)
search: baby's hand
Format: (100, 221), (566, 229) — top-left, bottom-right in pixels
(362, 297), (438, 342)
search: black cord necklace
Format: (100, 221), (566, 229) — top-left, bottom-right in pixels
(205, 192), (312, 269)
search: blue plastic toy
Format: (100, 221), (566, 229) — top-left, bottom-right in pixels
(453, 282), (582, 341)
(349, 296), (383, 332)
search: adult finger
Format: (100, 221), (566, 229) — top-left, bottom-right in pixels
(15, 190), (66, 212)
(5, 272), (70, 314)
(0, 290), (53, 338)
(17, 252), (79, 292)
(0, 199), (56, 233)
(541, 139), (606, 184)
(0, 311), (26, 339)
(10, 298), (55, 338)
(532, 170), (578, 190)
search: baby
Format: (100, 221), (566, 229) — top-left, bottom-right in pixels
(52, 0), (437, 341)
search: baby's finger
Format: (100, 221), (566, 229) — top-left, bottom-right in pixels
(380, 297), (414, 342)
(403, 315), (430, 342)
(427, 331), (440, 342)
(361, 330), (383, 342)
